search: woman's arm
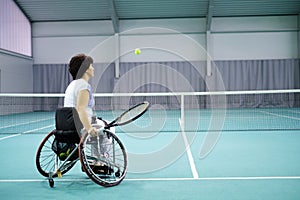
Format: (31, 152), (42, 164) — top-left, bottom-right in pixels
(76, 89), (97, 136)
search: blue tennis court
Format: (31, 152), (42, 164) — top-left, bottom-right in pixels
(1, 104), (300, 199)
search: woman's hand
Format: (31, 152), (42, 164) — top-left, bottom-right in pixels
(87, 127), (98, 137)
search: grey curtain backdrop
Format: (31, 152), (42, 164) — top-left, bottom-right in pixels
(32, 59), (300, 110)
(210, 59), (300, 108)
(214, 59), (299, 90)
(33, 64), (71, 110)
(33, 64), (71, 93)
(116, 61), (207, 93)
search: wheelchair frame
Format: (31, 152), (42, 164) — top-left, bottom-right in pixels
(35, 127), (128, 187)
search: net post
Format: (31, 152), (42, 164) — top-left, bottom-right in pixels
(180, 94), (185, 131)
(115, 33), (120, 78)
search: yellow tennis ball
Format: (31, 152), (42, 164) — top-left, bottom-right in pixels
(135, 48), (141, 55)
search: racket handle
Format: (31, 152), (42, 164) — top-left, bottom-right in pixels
(97, 127), (105, 135)
(80, 125), (105, 137)
(89, 124), (105, 136)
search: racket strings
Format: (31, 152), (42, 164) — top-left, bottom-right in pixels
(117, 103), (148, 124)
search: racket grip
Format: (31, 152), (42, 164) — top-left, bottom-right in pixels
(92, 124), (105, 135)
(97, 127), (105, 135)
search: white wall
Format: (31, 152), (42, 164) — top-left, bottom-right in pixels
(32, 20), (115, 64)
(211, 32), (298, 60)
(119, 33), (206, 62)
(32, 15), (299, 64)
(0, 52), (33, 92)
(32, 18), (207, 63)
(33, 35), (114, 64)
(210, 15), (298, 60)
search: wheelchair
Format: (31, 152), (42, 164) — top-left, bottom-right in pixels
(35, 107), (128, 187)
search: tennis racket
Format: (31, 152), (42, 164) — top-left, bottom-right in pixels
(104, 101), (149, 129)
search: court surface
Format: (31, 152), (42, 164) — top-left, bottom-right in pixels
(0, 108), (300, 199)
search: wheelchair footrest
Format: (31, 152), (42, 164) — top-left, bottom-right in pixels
(90, 164), (114, 175)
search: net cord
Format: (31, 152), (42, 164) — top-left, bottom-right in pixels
(1, 89), (300, 97)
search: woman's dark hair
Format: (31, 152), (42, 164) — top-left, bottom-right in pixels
(68, 54), (93, 80)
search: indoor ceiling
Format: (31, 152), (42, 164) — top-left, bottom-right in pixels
(14, 0), (300, 32)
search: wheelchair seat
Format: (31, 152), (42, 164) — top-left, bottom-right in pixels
(54, 107), (82, 144)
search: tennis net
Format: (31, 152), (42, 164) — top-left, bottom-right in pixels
(0, 89), (300, 134)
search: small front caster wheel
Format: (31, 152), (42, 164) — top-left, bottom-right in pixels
(49, 178), (54, 188)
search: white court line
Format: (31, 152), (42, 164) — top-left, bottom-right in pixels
(0, 124), (54, 141)
(0, 134), (21, 141)
(287, 109), (300, 114)
(0, 117), (53, 129)
(259, 110), (300, 121)
(1, 176), (300, 183)
(23, 124), (54, 134)
(126, 176), (300, 181)
(179, 118), (199, 179)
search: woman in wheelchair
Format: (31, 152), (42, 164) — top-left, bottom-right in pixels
(64, 54), (113, 168)
(64, 53), (98, 137)
(36, 54), (127, 187)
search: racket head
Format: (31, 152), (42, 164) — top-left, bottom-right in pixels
(107, 101), (149, 128)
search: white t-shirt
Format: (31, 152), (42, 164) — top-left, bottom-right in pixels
(64, 79), (95, 118)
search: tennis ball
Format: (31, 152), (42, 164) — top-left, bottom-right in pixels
(135, 48), (141, 55)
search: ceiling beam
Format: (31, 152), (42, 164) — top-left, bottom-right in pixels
(206, 0), (213, 31)
(108, 0), (119, 33)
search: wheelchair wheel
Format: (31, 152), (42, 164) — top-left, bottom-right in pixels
(79, 130), (128, 187)
(35, 131), (77, 177)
